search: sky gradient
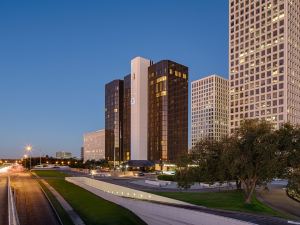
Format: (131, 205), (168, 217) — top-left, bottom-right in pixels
(0, 0), (228, 158)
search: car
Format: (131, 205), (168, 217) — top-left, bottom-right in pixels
(134, 172), (145, 177)
(162, 171), (176, 175)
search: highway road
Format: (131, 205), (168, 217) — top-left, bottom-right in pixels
(11, 172), (60, 225)
(0, 175), (8, 225)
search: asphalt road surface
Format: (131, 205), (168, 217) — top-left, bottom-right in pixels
(0, 175), (8, 225)
(11, 172), (60, 225)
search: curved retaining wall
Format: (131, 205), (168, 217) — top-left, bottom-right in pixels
(65, 177), (191, 206)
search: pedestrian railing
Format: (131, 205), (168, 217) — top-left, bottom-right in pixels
(7, 177), (20, 225)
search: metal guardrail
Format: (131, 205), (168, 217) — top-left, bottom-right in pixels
(7, 176), (20, 225)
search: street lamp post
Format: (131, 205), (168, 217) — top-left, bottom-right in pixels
(25, 145), (32, 170)
(24, 154), (28, 169)
(113, 148), (116, 170)
(35, 149), (42, 166)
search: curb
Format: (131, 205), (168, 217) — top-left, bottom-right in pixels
(32, 173), (64, 225)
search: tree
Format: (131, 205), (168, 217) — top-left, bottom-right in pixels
(175, 154), (194, 190)
(176, 120), (299, 204)
(175, 138), (234, 190)
(276, 123), (300, 200)
(287, 170), (300, 200)
(229, 120), (281, 204)
(180, 120), (288, 204)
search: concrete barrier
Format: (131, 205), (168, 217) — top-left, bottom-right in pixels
(7, 177), (20, 225)
(145, 180), (171, 186)
(66, 177), (190, 206)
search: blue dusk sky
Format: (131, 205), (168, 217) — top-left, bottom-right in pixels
(0, 0), (228, 158)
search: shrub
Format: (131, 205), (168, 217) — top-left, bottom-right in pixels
(157, 175), (175, 181)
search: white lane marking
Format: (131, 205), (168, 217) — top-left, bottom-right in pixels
(288, 221), (300, 225)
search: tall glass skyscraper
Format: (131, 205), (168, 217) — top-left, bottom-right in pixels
(105, 80), (123, 163)
(148, 60), (188, 162)
(123, 74), (131, 161)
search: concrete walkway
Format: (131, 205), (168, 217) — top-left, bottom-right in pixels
(41, 179), (85, 225)
(257, 181), (300, 220)
(67, 178), (253, 225)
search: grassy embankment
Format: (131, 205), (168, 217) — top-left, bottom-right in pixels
(35, 170), (146, 225)
(152, 190), (288, 218)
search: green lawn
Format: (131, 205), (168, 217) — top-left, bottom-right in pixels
(35, 170), (146, 225)
(152, 191), (287, 218)
(34, 170), (69, 178)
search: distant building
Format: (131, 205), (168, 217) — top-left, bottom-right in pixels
(80, 147), (84, 161)
(105, 80), (123, 163)
(83, 129), (105, 162)
(56, 151), (72, 159)
(148, 60), (188, 162)
(191, 75), (229, 146)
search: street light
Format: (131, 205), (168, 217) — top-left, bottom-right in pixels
(25, 145), (32, 170)
(24, 154), (28, 169)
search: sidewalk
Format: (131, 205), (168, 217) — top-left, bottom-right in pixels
(257, 183), (300, 220)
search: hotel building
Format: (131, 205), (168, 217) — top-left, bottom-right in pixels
(123, 74), (131, 161)
(191, 75), (229, 146)
(229, 0), (300, 132)
(148, 60), (188, 162)
(83, 129), (105, 162)
(130, 57), (152, 160)
(105, 80), (123, 163)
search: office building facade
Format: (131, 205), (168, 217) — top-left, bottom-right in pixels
(105, 80), (123, 163)
(56, 151), (72, 159)
(148, 60), (188, 162)
(191, 75), (229, 146)
(229, 0), (300, 132)
(123, 74), (131, 161)
(83, 129), (105, 162)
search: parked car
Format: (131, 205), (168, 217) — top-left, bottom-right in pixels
(162, 171), (175, 175)
(155, 170), (163, 175)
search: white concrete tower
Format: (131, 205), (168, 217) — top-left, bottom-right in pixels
(130, 57), (151, 160)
